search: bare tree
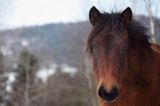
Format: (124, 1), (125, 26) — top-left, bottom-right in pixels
(143, 0), (157, 43)
(0, 52), (7, 106)
(41, 66), (93, 106)
(8, 50), (39, 106)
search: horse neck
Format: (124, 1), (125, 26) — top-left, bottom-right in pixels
(126, 44), (160, 88)
(128, 44), (160, 70)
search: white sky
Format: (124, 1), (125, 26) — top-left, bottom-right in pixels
(0, 0), (160, 30)
(11, 0), (85, 24)
(1, 0), (89, 30)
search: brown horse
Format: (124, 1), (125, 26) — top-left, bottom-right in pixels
(86, 6), (160, 106)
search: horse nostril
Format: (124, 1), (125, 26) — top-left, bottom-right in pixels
(98, 86), (119, 102)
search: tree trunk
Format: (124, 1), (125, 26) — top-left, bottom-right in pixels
(144, 0), (156, 43)
(25, 55), (30, 106)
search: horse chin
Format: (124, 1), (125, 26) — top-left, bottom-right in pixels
(101, 96), (119, 104)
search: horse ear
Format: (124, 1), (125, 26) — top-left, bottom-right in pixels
(89, 6), (101, 25)
(120, 7), (132, 27)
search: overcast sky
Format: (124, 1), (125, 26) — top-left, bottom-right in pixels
(0, 0), (159, 30)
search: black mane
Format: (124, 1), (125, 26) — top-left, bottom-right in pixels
(128, 20), (150, 48)
(102, 12), (151, 48)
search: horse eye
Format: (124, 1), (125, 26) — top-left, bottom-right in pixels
(91, 42), (97, 52)
(120, 44), (128, 53)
